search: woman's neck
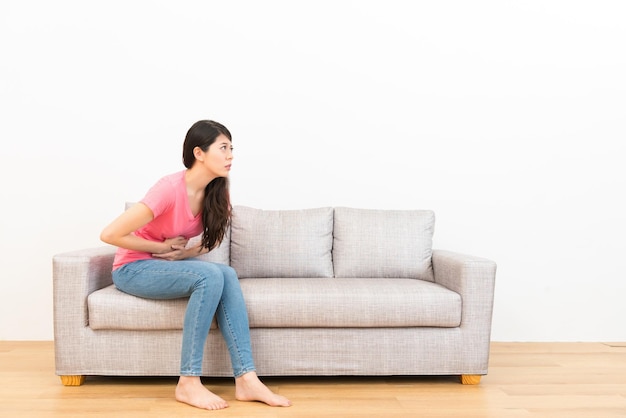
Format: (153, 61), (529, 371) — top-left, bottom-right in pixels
(185, 167), (215, 217)
(184, 167), (216, 195)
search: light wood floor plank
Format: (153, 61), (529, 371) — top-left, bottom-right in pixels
(1, 341), (625, 417)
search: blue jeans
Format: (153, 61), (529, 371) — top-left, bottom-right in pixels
(112, 259), (256, 377)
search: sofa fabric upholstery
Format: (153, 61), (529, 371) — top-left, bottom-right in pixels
(53, 206), (496, 383)
(230, 206), (334, 278)
(239, 278), (461, 328)
(88, 278), (461, 330)
(332, 207), (435, 281)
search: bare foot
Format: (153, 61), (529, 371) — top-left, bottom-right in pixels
(235, 371), (292, 407)
(175, 376), (229, 410)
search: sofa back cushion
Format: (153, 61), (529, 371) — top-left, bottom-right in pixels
(189, 229), (231, 265)
(230, 206), (334, 278)
(333, 207), (435, 281)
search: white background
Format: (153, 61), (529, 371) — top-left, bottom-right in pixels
(1, 1), (624, 341)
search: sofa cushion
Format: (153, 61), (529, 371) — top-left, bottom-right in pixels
(87, 278), (461, 330)
(88, 285), (217, 330)
(240, 278), (461, 328)
(188, 228), (230, 265)
(230, 206), (334, 278)
(333, 207), (435, 281)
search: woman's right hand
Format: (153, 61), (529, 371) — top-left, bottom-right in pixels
(152, 236), (191, 260)
(160, 236), (189, 253)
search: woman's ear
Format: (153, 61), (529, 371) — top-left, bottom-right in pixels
(193, 146), (204, 162)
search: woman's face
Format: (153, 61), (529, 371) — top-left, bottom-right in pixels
(195, 134), (233, 178)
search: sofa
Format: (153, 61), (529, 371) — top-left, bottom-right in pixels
(53, 206), (497, 386)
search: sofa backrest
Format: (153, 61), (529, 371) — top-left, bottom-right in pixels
(126, 202), (435, 281)
(229, 206), (334, 278)
(221, 206), (435, 281)
(188, 229), (231, 265)
(332, 207), (435, 282)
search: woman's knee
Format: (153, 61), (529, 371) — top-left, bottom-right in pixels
(216, 264), (239, 282)
(193, 263), (226, 291)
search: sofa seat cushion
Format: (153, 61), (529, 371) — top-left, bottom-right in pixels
(88, 285), (217, 330)
(88, 278), (461, 330)
(240, 278), (461, 328)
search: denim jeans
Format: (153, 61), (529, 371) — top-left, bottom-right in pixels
(112, 259), (256, 377)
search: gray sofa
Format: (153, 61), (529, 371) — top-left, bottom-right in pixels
(53, 206), (497, 386)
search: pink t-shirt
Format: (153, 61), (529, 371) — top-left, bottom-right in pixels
(112, 170), (203, 270)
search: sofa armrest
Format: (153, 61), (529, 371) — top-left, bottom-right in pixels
(432, 249), (497, 377)
(52, 245), (116, 342)
(432, 249), (497, 329)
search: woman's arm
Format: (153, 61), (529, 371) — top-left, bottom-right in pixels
(100, 202), (185, 255)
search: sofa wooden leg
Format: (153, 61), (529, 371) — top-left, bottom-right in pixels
(460, 374), (481, 385)
(60, 375), (85, 386)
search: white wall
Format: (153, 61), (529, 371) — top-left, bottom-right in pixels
(1, 0), (624, 341)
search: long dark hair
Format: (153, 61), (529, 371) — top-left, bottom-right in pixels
(182, 120), (232, 251)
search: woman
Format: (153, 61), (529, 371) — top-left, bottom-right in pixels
(100, 120), (291, 410)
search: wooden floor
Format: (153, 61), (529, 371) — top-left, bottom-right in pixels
(1, 341), (625, 417)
